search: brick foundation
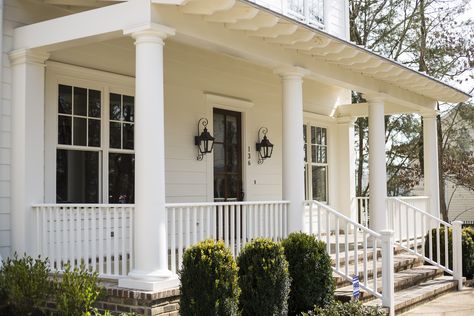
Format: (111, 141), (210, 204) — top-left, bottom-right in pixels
(96, 281), (180, 316)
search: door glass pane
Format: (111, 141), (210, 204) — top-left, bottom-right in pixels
(226, 116), (238, 144)
(213, 113), (225, 143)
(88, 119), (101, 147)
(110, 93), (122, 121)
(214, 175), (226, 200)
(312, 165), (327, 202)
(123, 95), (134, 122)
(109, 153), (135, 203)
(73, 87), (87, 116)
(73, 117), (87, 146)
(58, 85), (72, 114)
(227, 145), (239, 172)
(56, 149), (99, 203)
(88, 89), (101, 118)
(228, 175), (239, 199)
(214, 144), (225, 172)
(58, 116), (72, 145)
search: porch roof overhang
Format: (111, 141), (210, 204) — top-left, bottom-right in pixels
(14, 0), (471, 110)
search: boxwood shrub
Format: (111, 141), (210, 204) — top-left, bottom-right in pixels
(282, 232), (334, 315)
(179, 239), (239, 316)
(237, 238), (290, 316)
(424, 226), (474, 279)
(304, 300), (385, 316)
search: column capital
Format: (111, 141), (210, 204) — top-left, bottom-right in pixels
(9, 49), (49, 66)
(274, 66), (310, 80)
(124, 23), (175, 45)
(420, 109), (438, 118)
(336, 116), (357, 125)
(363, 93), (387, 104)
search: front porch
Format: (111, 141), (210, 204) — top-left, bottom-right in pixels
(6, 0), (471, 313)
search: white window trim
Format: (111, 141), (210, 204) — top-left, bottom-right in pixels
(45, 62), (135, 203)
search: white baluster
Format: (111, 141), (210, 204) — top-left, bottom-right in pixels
(171, 207), (176, 274)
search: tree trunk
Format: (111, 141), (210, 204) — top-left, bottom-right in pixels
(437, 110), (449, 221)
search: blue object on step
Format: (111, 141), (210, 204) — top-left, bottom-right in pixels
(352, 275), (360, 300)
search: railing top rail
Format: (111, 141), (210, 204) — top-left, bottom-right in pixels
(166, 200), (290, 207)
(356, 195), (430, 200)
(32, 204), (135, 208)
(388, 197), (452, 228)
(304, 200), (382, 238)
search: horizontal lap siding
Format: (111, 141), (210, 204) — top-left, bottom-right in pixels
(1, 0), (69, 258)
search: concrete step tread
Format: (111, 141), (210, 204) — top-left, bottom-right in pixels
(335, 265), (444, 301)
(364, 276), (457, 314)
(333, 253), (424, 287)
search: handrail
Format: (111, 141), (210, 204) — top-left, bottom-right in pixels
(166, 200), (290, 207)
(387, 197), (451, 227)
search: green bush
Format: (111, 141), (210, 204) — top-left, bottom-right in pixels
(55, 262), (103, 316)
(424, 226), (474, 279)
(179, 239), (239, 316)
(303, 300), (385, 316)
(281, 232), (334, 315)
(0, 254), (51, 315)
(237, 238), (290, 316)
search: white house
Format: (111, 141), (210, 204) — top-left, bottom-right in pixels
(0, 0), (471, 314)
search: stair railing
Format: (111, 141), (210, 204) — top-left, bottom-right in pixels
(304, 200), (394, 314)
(386, 197), (463, 289)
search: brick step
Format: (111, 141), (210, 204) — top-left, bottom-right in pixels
(333, 253), (423, 288)
(335, 265), (444, 302)
(363, 276), (458, 315)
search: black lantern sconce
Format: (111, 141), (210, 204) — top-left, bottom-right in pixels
(195, 118), (215, 161)
(256, 127), (274, 164)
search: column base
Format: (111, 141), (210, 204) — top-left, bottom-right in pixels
(118, 269), (179, 292)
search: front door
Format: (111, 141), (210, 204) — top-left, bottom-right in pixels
(213, 108), (243, 201)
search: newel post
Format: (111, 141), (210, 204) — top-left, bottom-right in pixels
(381, 230), (394, 315)
(453, 220), (463, 290)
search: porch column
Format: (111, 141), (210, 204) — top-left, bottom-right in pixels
(367, 96), (387, 232)
(9, 49), (49, 255)
(336, 117), (356, 221)
(422, 111), (440, 218)
(276, 66), (307, 233)
(119, 23), (176, 291)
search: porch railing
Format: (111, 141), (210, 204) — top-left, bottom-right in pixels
(304, 200), (393, 312)
(32, 201), (289, 278)
(166, 201), (289, 274)
(387, 197), (463, 288)
(32, 204), (134, 278)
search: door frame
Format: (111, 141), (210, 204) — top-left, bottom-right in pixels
(204, 92), (253, 202)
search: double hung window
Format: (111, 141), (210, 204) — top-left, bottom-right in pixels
(303, 124), (328, 202)
(56, 83), (135, 204)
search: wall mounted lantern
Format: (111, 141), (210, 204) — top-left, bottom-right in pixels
(195, 118), (215, 161)
(256, 127), (274, 164)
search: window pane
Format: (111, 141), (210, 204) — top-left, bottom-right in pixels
(123, 123), (134, 150)
(58, 85), (72, 114)
(88, 119), (101, 147)
(311, 126), (316, 144)
(73, 87), (87, 116)
(56, 149), (99, 203)
(110, 122), (121, 148)
(73, 117), (87, 146)
(109, 153), (134, 203)
(303, 125), (307, 162)
(213, 113), (225, 143)
(321, 128), (327, 145)
(123, 95), (134, 122)
(320, 146), (327, 163)
(88, 89), (101, 118)
(311, 144), (317, 163)
(58, 115), (72, 145)
(312, 165), (327, 202)
(110, 93), (122, 121)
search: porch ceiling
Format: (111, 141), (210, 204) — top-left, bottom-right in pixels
(175, 0), (470, 105)
(17, 0), (471, 108)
